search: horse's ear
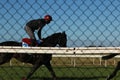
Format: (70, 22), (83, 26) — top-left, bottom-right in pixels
(62, 31), (65, 34)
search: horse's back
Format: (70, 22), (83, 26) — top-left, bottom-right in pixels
(0, 41), (21, 46)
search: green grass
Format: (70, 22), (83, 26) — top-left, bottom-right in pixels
(0, 58), (120, 80)
(0, 66), (120, 80)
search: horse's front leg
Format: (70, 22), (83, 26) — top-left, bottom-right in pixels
(45, 62), (56, 80)
(107, 61), (120, 80)
(22, 63), (42, 80)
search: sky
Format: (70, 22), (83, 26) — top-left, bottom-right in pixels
(0, 0), (120, 47)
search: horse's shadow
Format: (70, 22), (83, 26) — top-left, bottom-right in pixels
(30, 76), (107, 80)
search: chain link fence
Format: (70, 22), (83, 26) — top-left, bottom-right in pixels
(0, 0), (120, 80)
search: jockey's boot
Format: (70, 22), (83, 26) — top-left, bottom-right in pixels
(31, 39), (36, 47)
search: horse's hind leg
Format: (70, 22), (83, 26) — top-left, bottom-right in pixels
(107, 61), (120, 80)
(0, 53), (13, 65)
(45, 62), (56, 80)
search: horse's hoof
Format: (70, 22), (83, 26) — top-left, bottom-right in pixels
(106, 75), (111, 80)
(22, 77), (27, 80)
(53, 77), (57, 80)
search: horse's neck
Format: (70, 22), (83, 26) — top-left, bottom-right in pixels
(40, 37), (58, 47)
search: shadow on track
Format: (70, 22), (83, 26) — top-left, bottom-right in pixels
(30, 76), (107, 80)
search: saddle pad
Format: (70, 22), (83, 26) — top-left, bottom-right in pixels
(22, 38), (31, 45)
(22, 38), (41, 47)
(22, 38), (31, 47)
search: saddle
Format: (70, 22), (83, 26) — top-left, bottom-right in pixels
(22, 38), (41, 47)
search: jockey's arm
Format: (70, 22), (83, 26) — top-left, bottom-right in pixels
(37, 29), (42, 40)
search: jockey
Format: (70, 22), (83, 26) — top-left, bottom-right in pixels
(24, 15), (52, 46)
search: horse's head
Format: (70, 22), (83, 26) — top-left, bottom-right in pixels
(58, 31), (67, 47)
(40, 31), (67, 47)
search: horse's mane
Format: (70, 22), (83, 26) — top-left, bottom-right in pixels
(42, 32), (61, 41)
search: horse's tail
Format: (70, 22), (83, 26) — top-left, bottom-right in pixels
(102, 53), (119, 60)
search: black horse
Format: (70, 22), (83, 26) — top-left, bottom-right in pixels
(102, 53), (120, 80)
(0, 31), (67, 80)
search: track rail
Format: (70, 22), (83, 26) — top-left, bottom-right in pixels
(0, 46), (120, 55)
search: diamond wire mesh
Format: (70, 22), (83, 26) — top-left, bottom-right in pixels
(0, 0), (120, 80)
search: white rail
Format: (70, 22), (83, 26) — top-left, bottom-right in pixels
(0, 46), (120, 54)
(1, 46), (119, 67)
(0, 46), (74, 54)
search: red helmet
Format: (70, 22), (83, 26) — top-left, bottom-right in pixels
(44, 15), (52, 21)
